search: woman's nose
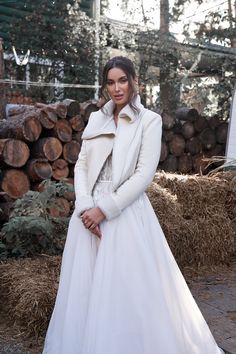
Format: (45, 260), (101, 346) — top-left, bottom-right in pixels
(114, 82), (120, 91)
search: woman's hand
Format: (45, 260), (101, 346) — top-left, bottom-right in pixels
(80, 207), (106, 238)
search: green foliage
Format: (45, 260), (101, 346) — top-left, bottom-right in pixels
(0, 180), (72, 260)
(4, 0), (97, 102)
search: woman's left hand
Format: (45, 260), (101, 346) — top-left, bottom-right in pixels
(80, 207), (106, 231)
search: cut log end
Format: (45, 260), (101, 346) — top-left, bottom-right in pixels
(63, 141), (81, 164)
(53, 120), (72, 142)
(23, 116), (42, 142)
(0, 138), (30, 167)
(169, 134), (185, 157)
(52, 159), (69, 180)
(27, 159), (53, 181)
(69, 115), (85, 132)
(1, 169), (30, 199)
(32, 137), (63, 162)
(63, 99), (80, 118)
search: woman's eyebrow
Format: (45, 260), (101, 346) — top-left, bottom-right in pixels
(107, 76), (127, 81)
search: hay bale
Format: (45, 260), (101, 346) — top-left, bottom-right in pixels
(0, 255), (61, 338)
(147, 183), (195, 267)
(149, 171), (236, 267)
(155, 172), (229, 219)
(221, 174), (236, 221)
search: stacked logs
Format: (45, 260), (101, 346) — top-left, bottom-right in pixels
(6, 90), (34, 105)
(159, 107), (228, 174)
(0, 99), (99, 224)
(0, 101), (229, 224)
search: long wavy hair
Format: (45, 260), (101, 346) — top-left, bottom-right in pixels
(100, 56), (139, 113)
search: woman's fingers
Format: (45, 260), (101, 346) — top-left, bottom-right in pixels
(91, 226), (102, 239)
(80, 207), (105, 225)
(89, 223), (96, 230)
(80, 211), (102, 238)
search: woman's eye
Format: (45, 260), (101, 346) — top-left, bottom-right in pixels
(120, 78), (128, 83)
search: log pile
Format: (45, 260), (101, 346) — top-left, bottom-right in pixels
(159, 108), (228, 174)
(6, 90), (34, 105)
(0, 100), (229, 225)
(0, 99), (99, 224)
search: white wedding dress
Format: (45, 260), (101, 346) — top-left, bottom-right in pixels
(43, 153), (224, 354)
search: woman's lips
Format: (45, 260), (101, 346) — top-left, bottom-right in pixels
(114, 95), (124, 100)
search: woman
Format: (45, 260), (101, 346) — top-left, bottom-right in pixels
(43, 56), (224, 354)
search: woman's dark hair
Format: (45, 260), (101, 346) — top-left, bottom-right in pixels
(100, 56), (139, 112)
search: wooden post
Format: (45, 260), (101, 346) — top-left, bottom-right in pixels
(0, 38), (6, 119)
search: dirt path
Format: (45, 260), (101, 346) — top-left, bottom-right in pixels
(0, 262), (235, 354)
(186, 261), (236, 354)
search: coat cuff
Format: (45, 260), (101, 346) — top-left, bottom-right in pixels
(96, 195), (121, 220)
(75, 195), (94, 216)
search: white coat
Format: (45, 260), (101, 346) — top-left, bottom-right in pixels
(44, 98), (224, 354)
(74, 95), (162, 220)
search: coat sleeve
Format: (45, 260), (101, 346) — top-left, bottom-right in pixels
(96, 113), (162, 220)
(74, 139), (94, 217)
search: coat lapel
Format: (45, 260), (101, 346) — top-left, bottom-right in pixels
(112, 116), (143, 189)
(81, 95), (146, 192)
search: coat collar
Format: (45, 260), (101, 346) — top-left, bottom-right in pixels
(102, 94), (144, 123)
(82, 95), (145, 140)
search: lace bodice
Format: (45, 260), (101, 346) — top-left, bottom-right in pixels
(96, 153), (113, 182)
(92, 153), (113, 201)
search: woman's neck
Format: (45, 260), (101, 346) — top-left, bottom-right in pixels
(113, 107), (122, 126)
(114, 104), (125, 117)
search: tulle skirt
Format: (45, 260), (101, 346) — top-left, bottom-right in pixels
(43, 181), (223, 354)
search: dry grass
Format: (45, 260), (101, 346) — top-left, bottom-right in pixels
(0, 255), (61, 338)
(147, 171), (236, 268)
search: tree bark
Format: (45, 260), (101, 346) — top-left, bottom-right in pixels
(0, 113), (42, 142)
(175, 107), (199, 122)
(7, 105), (34, 117)
(63, 99), (80, 117)
(80, 101), (99, 123)
(36, 102), (67, 119)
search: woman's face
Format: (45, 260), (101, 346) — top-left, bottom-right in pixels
(106, 67), (132, 109)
